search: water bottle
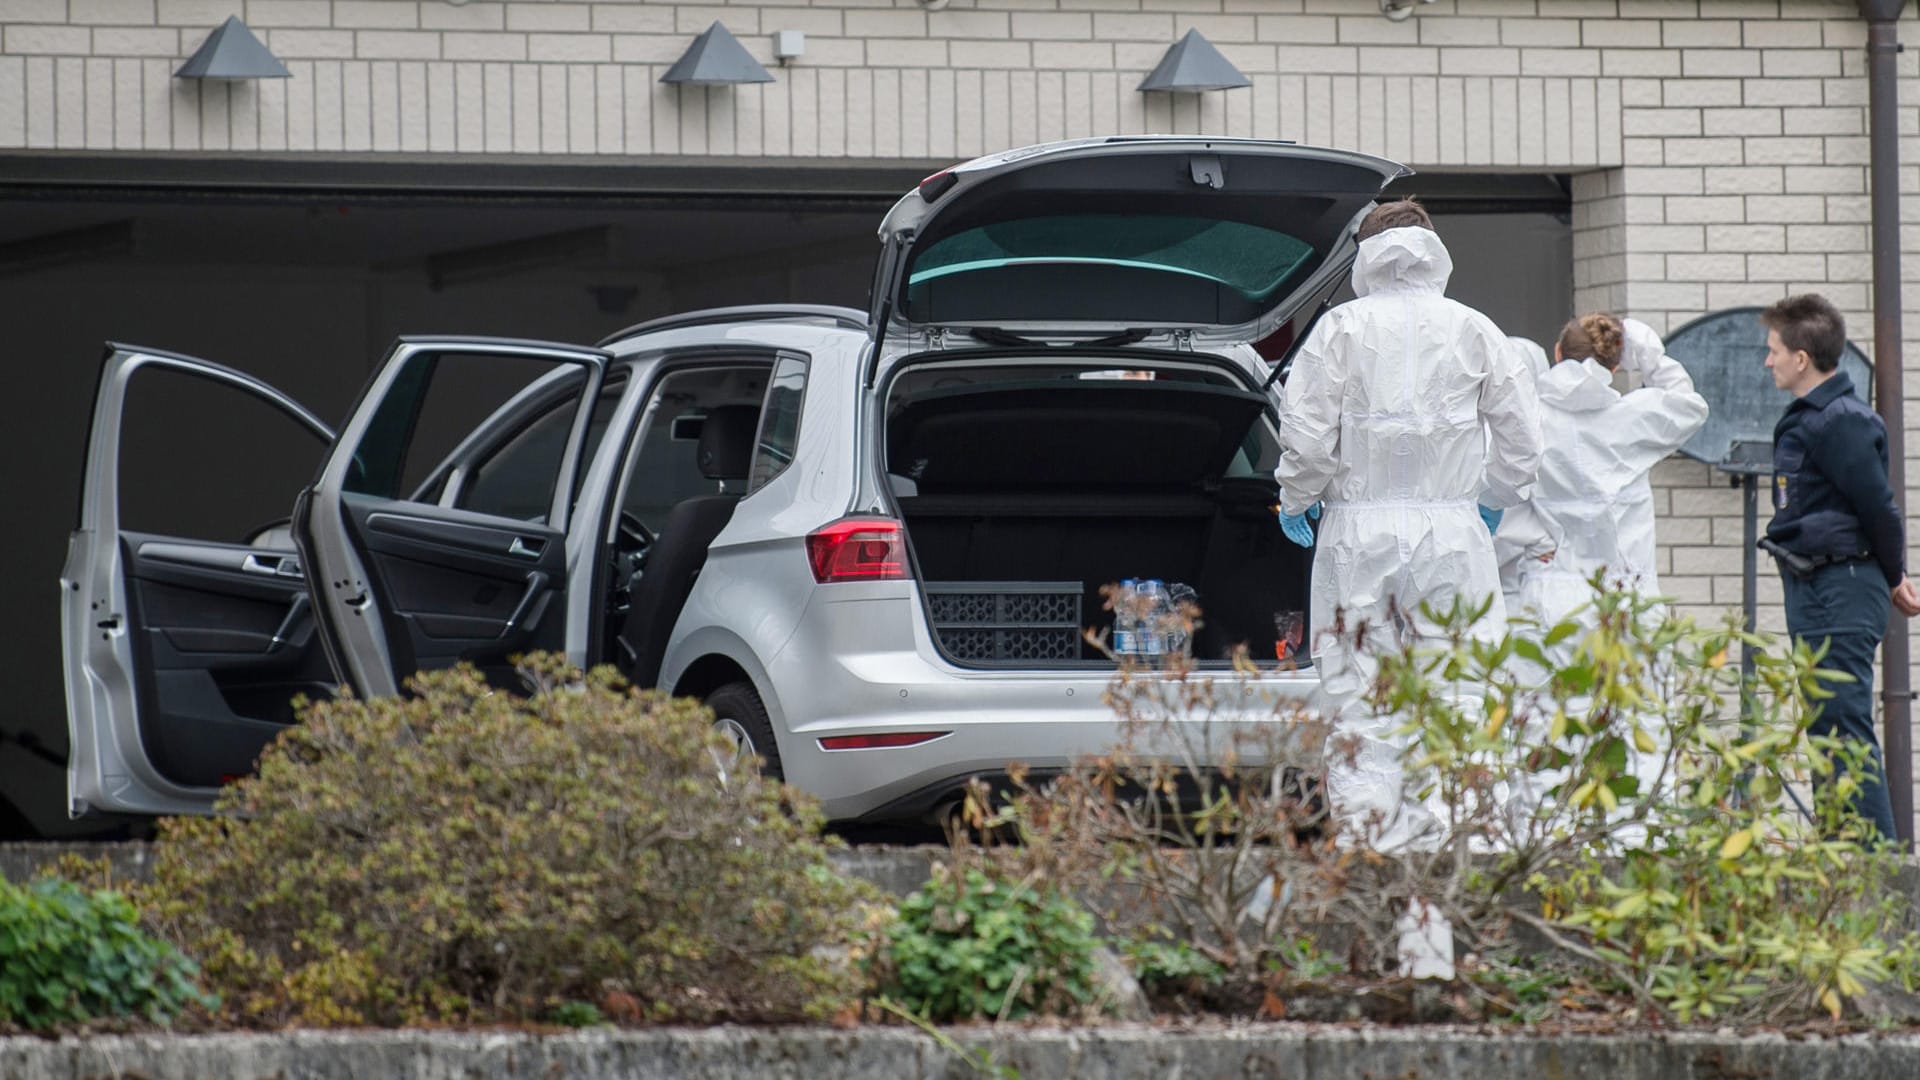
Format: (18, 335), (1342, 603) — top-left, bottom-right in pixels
(1139, 579), (1170, 656)
(1166, 582), (1197, 657)
(1113, 579), (1140, 656)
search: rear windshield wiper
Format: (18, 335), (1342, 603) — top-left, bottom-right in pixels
(968, 327), (1154, 349)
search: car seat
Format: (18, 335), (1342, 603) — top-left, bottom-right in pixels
(618, 404), (760, 688)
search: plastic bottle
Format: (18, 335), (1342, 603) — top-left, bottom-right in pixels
(1139, 579), (1170, 656)
(1166, 582), (1197, 657)
(1113, 578), (1140, 656)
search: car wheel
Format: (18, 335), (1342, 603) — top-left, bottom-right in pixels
(705, 681), (784, 784)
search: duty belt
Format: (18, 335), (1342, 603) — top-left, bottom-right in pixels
(1757, 538), (1871, 580)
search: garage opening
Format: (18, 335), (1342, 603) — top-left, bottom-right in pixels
(0, 158), (1570, 838)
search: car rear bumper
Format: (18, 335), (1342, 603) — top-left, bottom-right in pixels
(765, 586), (1320, 822)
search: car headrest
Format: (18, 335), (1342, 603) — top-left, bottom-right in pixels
(697, 405), (760, 480)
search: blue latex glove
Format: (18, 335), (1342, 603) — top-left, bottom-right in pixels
(1478, 504), (1503, 534)
(1278, 502), (1322, 548)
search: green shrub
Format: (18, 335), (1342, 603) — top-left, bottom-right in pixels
(1122, 938), (1226, 989)
(872, 866), (1102, 1022)
(547, 1000), (607, 1028)
(0, 876), (214, 1029)
(1371, 583), (1920, 1024)
(139, 656), (873, 1027)
(955, 578), (1918, 1026)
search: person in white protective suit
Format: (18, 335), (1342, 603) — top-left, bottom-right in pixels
(1507, 335), (1551, 385)
(1495, 314), (1709, 626)
(1493, 336), (1551, 601)
(1494, 314), (1708, 832)
(1274, 200), (1544, 861)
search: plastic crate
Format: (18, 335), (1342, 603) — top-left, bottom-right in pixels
(925, 581), (1082, 663)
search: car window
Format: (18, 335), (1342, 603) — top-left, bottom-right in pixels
(459, 379), (623, 518)
(748, 356), (807, 493)
(117, 365), (328, 541)
(615, 363), (771, 535)
(344, 351), (592, 524)
(910, 214), (1314, 302)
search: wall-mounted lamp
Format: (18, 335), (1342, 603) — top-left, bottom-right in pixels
(660, 22), (775, 86)
(1380, 0), (1438, 22)
(1137, 29), (1249, 94)
(175, 16), (290, 80)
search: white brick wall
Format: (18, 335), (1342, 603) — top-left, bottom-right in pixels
(5, 0), (1920, 831)
(0, 0), (1632, 163)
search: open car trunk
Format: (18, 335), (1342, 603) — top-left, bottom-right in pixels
(885, 360), (1310, 667)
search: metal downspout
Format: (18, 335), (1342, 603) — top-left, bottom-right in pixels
(1861, 0), (1912, 848)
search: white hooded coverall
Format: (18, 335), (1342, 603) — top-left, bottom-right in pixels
(1494, 319), (1710, 626)
(1507, 336), (1551, 386)
(1275, 226), (1544, 851)
(1492, 321), (1708, 837)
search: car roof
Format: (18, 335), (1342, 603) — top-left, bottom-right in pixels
(597, 305), (868, 349)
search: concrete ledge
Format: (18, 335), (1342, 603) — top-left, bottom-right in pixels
(3, 1026), (1919, 1079)
(0, 841), (946, 896)
(0, 842), (153, 887)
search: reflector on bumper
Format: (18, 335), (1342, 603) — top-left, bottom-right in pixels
(818, 731), (951, 751)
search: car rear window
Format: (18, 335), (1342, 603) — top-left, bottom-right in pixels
(908, 214), (1315, 303)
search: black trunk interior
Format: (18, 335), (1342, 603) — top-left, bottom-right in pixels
(888, 374), (1310, 665)
(899, 484), (1307, 663)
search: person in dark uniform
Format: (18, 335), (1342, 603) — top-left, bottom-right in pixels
(1761, 293), (1920, 843)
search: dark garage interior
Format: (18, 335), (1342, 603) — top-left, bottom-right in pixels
(0, 158), (1570, 837)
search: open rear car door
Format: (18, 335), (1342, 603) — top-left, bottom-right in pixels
(294, 337), (609, 698)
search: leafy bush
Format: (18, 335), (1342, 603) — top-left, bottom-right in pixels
(139, 656), (874, 1027)
(547, 1000), (607, 1028)
(953, 599), (1347, 982)
(958, 579), (1918, 1025)
(1337, 584), (1918, 1022)
(0, 876), (214, 1029)
(1122, 938), (1225, 990)
(870, 865), (1102, 1021)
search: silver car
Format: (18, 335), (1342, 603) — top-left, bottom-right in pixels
(64, 136), (1407, 824)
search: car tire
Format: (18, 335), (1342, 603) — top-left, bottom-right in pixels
(706, 681), (784, 783)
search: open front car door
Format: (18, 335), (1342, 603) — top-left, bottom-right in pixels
(63, 346), (335, 817)
(294, 337), (610, 698)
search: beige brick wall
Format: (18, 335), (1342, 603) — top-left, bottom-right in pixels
(0, 0), (1633, 162)
(5, 0), (1920, 829)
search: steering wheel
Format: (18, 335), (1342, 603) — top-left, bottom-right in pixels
(617, 510), (656, 551)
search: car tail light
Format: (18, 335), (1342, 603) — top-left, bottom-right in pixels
(819, 731), (950, 751)
(806, 517), (909, 583)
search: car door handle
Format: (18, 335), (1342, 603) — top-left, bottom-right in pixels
(507, 537), (545, 559)
(501, 571), (550, 638)
(243, 553), (304, 578)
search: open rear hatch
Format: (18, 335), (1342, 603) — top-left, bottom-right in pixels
(870, 137), (1409, 353)
(870, 139), (1407, 668)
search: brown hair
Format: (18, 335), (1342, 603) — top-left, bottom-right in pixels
(1356, 198), (1434, 242)
(1556, 312), (1625, 370)
(1760, 293), (1846, 373)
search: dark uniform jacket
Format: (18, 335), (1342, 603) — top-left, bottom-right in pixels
(1767, 370), (1905, 588)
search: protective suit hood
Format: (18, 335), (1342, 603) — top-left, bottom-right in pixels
(1351, 226), (1453, 297)
(1538, 356), (1620, 413)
